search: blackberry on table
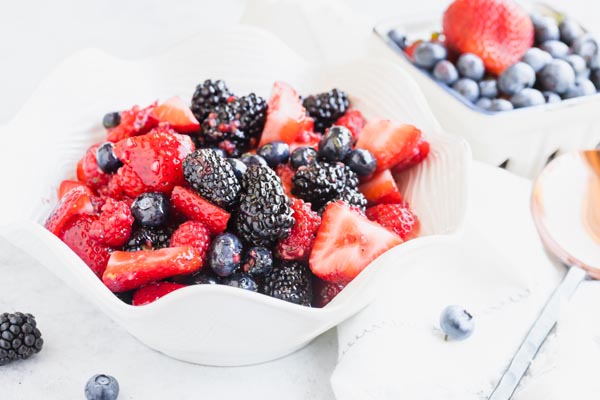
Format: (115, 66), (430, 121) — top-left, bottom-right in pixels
(302, 89), (349, 133)
(236, 164), (295, 246)
(183, 149), (241, 209)
(0, 312), (43, 365)
(261, 260), (313, 306)
(190, 79), (232, 122)
(291, 161), (358, 209)
(123, 227), (171, 251)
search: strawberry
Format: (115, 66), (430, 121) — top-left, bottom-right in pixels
(102, 247), (202, 292)
(150, 96), (200, 134)
(275, 164), (296, 198)
(356, 119), (422, 172)
(109, 165), (148, 198)
(392, 138), (430, 172)
(60, 215), (111, 277)
(358, 169), (403, 205)
(277, 198), (321, 261)
(170, 186), (230, 234)
(58, 180), (92, 199)
(312, 278), (345, 308)
(45, 186), (94, 236)
(170, 221), (211, 261)
(113, 126), (194, 195)
(289, 130), (322, 153)
(443, 0), (534, 75)
(334, 109), (366, 142)
(259, 82), (308, 147)
(132, 282), (187, 306)
(309, 202), (402, 285)
(78, 144), (111, 191)
(366, 203), (420, 240)
(106, 102), (158, 142)
(89, 198), (134, 247)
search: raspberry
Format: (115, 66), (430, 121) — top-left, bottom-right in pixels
(89, 198), (134, 247)
(106, 102), (158, 142)
(276, 198), (321, 261)
(78, 143), (111, 191)
(334, 109), (366, 142)
(169, 221), (211, 261)
(365, 203), (420, 240)
(275, 164), (295, 198)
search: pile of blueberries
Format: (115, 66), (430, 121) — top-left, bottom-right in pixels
(388, 15), (600, 112)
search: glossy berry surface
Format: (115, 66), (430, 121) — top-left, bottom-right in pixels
(478, 79), (498, 99)
(413, 41), (447, 69)
(440, 305), (475, 341)
(488, 98), (514, 111)
(564, 78), (597, 99)
(510, 88), (545, 108)
(257, 141), (290, 168)
(290, 146), (318, 169)
(96, 142), (123, 174)
(543, 91), (562, 104)
(317, 126), (353, 162)
(344, 149), (377, 177)
(521, 48), (552, 73)
(208, 233), (243, 277)
(242, 247), (273, 277)
(538, 59), (576, 94)
(388, 29), (407, 49)
(131, 192), (170, 228)
(84, 374), (119, 400)
(240, 153), (268, 167)
(226, 157), (247, 180)
(456, 53), (485, 81)
(533, 16), (559, 44)
(432, 60), (459, 85)
(539, 40), (569, 59)
(452, 78), (480, 102)
(102, 112), (121, 129)
(559, 18), (584, 45)
(224, 273), (258, 292)
(475, 97), (492, 110)
(498, 62), (535, 95)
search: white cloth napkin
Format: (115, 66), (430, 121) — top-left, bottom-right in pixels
(331, 162), (600, 399)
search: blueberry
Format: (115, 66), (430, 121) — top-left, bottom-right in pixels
(478, 79), (498, 98)
(240, 153), (268, 167)
(538, 59), (576, 94)
(559, 18), (584, 45)
(257, 141), (290, 168)
(543, 91), (562, 103)
(290, 146), (318, 169)
(488, 98), (514, 112)
(456, 53), (485, 81)
(432, 60), (459, 85)
(241, 247), (273, 277)
(572, 34), (599, 64)
(591, 68), (600, 90)
(475, 97), (492, 110)
(96, 142), (123, 174)
(498, 62), (536, 95)
(226, 158), (247, 180)
(172, 270), (221, 285)
(344, 149), (377, 176)
(510, 88), (545, 108)
(521, 48), (552, 73)
(452, 78), (480, 102)
(102, 112), (120, 129)
(413, 41), (447, 69)
(440, 305), (474, 341)
(224, 273), (258, 292)
(131, 193), (169, 228)
(563, 78), (597, 99)
(208, 233), (243, 277)
(84, 374), (119, 400)
(539, 40), (570, 59)
(388, 29), (407, 49)
(318, 126), (353, 162)
(533, 16), (559, 44)
(564, 54), (589, 79)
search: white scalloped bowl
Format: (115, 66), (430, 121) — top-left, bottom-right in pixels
(0, 26), (470, 366)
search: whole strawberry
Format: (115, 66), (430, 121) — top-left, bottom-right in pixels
(443, 0), (534, 75)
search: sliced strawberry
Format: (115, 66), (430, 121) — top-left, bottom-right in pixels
(61, 215), (111, 277)
(150, 96), (200, 134)
(132, 282), (187, 306)
(78, 143), (111, 191)
(170, 221), (211, 261)
(113, 126), (194, 195)
(334, 109), (366, 142)
(356, 119), (422, 171)
(106, 102), (158, 142)
(392, 139), (430, 173)
(89, 198), (134, 247)
(58, 180), (92, 199)
(275, 164), (296, 198)
(366, 203), (420, 240)
(358, 169), (403, 205)
(277, 198), (321, 261)
(102, 247), (202, 292)
(170, 186), (230, 234)
(309, 202), (402, 285)
(289, 130), (321, 153)
(45, 186), (94, 236)
(259, 82), (307, 147)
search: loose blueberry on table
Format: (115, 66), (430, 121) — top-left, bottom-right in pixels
(391, 0), (600, 111)
(84, 374), (119, 400)
(45, 78), (430, 307)
(440, 305), (475, 341)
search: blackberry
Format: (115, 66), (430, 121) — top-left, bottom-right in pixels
(172, 270), (221, 285)
(0, 312), (43, 365)
(302, 89), (349, 132)
(190, 79), (232, 122)
(261, 260), (313, 306)
(200, 94), (267, 157)
(183, 149), (241, 209)
(123, 227), (171, 251)
(292, 161), (358, 209)
(320, 187), (367, 214)
(236, 165), (295, 246)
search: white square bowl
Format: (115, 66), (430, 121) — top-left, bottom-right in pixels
(0, 26), (470, 366)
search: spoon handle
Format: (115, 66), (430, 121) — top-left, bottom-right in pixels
(488, 266), (587, 400)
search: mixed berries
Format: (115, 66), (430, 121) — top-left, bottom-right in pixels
(388, 0), (600, 111)
(45, 79), (430, 308)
